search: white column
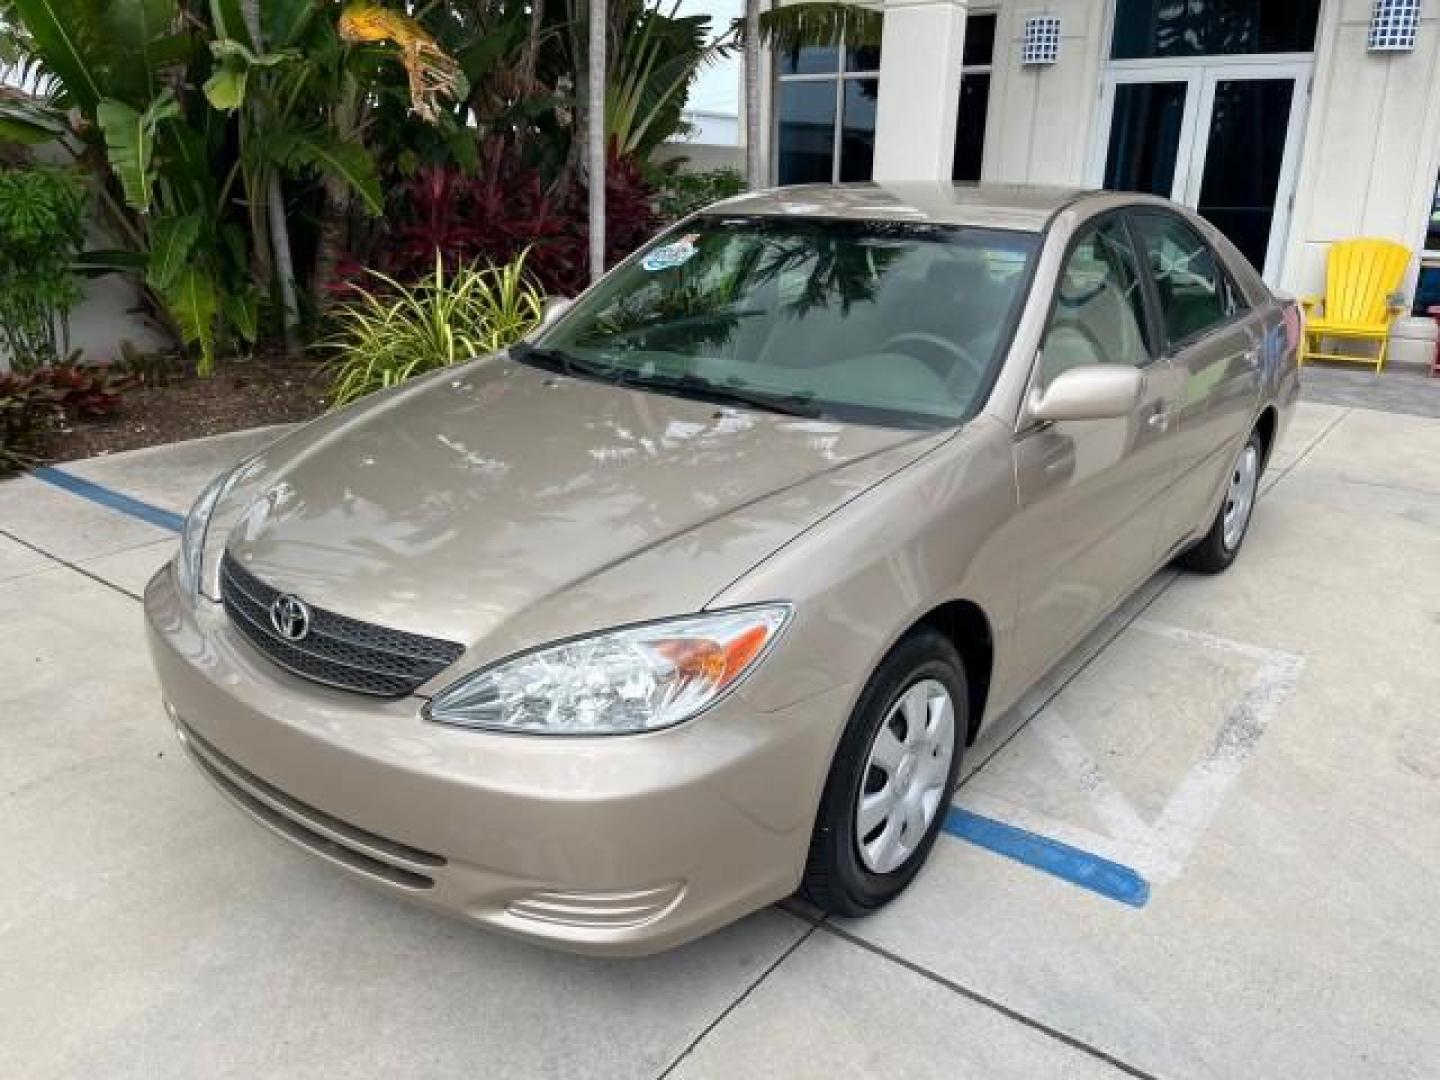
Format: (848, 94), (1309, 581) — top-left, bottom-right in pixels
(872, 0), (968, 184)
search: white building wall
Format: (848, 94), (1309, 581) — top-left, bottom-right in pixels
(981, 0), (1108, 187)
(757, 0), (1440, 306)
(1283, 0), (1440, 298)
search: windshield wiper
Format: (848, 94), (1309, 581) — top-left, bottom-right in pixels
(624, 372), (824, 419)
(510, 342), (624, 383)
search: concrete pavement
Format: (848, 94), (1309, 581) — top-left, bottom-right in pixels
(2, 402), (1438, 1078)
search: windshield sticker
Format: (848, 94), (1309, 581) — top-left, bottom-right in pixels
(641, 234), (700, 272)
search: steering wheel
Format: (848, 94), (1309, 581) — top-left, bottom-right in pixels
(880, 331), (986, 393)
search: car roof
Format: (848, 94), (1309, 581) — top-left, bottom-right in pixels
(698, 182), (1096, 233)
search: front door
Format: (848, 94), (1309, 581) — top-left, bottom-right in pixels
(1009, 216), (1185, 688)
(1092, 60), (1311, 283)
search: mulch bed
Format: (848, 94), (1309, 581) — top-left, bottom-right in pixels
(34, 359), (330, 465)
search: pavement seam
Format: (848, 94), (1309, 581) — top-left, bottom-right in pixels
(654, 919), (822, 1079)
(816, 922), (1161, 1080)
(0, 528), (144, 603)
(1260, 405), (1351, 496)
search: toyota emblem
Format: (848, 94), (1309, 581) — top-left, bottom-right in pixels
(269, 594), (312, 641)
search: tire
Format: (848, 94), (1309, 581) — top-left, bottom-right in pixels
(1176, 428), (1264, 574)
(801, 628), (967, 918)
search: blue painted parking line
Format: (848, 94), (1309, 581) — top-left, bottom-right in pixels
(31, 466), (184, 534)
(944, 806), (1151, 908)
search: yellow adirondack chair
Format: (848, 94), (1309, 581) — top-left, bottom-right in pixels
(1299, 238), (1412, 373)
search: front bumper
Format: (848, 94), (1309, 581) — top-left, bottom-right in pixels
(144, 566), (849, 955)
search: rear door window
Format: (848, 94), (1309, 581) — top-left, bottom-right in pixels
(1132, 212), (1238, 347)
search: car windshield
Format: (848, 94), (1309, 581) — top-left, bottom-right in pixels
(523, 215), (1040, 428)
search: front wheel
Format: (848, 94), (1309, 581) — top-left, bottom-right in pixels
(1177, 429), (1263, 574)
(801, 629), (966, 918)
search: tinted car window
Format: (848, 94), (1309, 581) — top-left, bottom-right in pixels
(1133, 213), (1237, 345)
(533, 217), (1039, 428)
(1041, 217), (1152, 385)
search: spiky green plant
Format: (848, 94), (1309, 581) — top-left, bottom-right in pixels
(325, 251), (544, 406)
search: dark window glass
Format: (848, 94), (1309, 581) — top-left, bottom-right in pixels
(1111, 0), (1321, 59)
(777, 81), (837, 185)
(962, 13), (997, 66)
(1042, 219), (1152, 384)
(1104, 81), (1187, 197)
(1414, 265), (1440, 318)
(846, 42), (882, 72)
(839, 78), (879, 181)
(1414, 177), (1440, 315)
(778, 44), (841, 75)
(1194, 78), (1294, 273)
(952, 73), (990, 183)
(1425, 173), (1440, 253)
(1133, 213), (1232, 345)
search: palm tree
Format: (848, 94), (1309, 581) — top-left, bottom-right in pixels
(239, 0), (301, 347)
(588, 0), (606, 283)
(743, 0), (761, 188)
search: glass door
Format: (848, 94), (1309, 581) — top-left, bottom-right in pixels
(1101, 75), (1197, 197)
(1092, 60), (1310, 283)
(1184, 65), (1309, 282)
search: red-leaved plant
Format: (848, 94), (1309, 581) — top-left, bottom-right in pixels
(0, 364), (133, 473)
(385, 140), (658, 297)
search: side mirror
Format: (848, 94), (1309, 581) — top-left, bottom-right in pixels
(1028, 363), (1144, 423)
(524, 297), (574, 342)
(540, 296), (574, 329)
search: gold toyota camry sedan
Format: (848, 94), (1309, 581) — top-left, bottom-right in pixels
(146, 183), (1299, 954)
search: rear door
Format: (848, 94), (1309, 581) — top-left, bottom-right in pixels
(1008, 214), (1186, 686)
(1129, 210), (1264, 554)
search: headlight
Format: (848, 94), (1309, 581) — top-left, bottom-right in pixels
(425, 606), (791, 735)
(174, 467), (237, 601)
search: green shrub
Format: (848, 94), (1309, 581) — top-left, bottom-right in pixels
(654, 166), (745, 223)
(0, 165), (87, 372)
(325, 253), (545, 407)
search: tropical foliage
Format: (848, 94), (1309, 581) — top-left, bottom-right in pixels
(753, 1), (882, 55)
(2, 0), (731, 375)
(325, 252), (544, 406)
(0, 162), (86, 370)
(654, 164), (744, 222)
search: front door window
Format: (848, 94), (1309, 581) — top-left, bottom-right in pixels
(1042, 218), (1153, 384)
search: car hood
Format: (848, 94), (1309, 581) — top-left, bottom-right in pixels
(218, 356), (945, 659)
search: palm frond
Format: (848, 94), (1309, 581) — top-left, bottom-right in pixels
(747, 2), (882, 54)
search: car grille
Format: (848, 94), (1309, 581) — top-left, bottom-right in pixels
(219, 553), (465, 698)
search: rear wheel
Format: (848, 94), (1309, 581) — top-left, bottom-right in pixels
(801, 629), (966, 917)
(1177, 429), (1263, 574)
